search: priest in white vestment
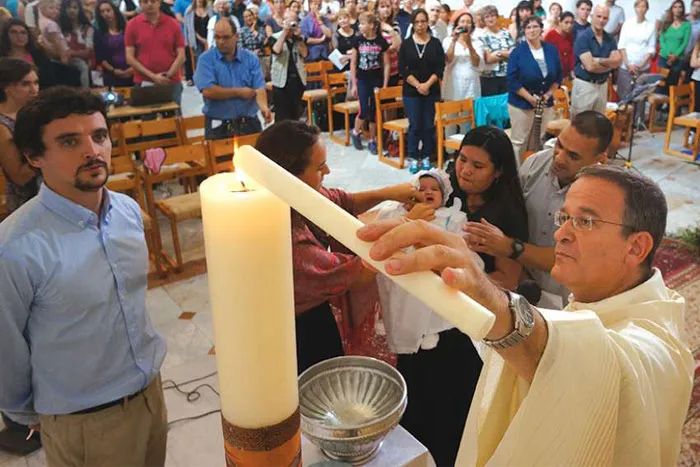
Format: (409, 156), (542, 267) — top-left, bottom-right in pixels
(358, 164), (695, 466)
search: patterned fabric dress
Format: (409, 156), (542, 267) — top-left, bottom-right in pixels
(292, 187), (395, 369)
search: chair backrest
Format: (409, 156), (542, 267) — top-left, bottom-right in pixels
(113, 86), (132, 101)
(325, 72), (347, 99)
(207, 133), (261, 174)
(122, 117), (183, 154)
(553, 87), (570, 119)
(304, 61), (333, 86)
(110, 122), (125, 158)
(496, 16), (512, 28)
(179, 115), (206, 145)
(162, 144), (210, 168)
(374, 86), (404, 127)
(435, 99), (475, 132)
(669, 82), (695, 119)
(207, 137), (236, 173)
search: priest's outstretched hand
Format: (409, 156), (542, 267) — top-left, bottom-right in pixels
(357, 218), (549, 383)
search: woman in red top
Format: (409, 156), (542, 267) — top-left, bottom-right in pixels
(544, 11), (574, 78)
(255, 120), (418, 374)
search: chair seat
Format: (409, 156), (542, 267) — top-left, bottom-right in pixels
(384, 118), (409, 132)
(302, 89), (328, 100)
(545, 118), (570, 133)
(106, 172), (137, 191)
(333, 101), (360, 112)
(648, 93), (669, 104)
(673, 111), (700, 127)
(156, 192), (202, 221)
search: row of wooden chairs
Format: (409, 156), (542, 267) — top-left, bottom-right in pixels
(108, 115), (259, 274)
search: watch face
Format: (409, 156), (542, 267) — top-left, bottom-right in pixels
(515, 295), (535, 327)
(514, 240), (524, 253)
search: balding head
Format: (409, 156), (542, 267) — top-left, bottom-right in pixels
(591, 3), (609, 30)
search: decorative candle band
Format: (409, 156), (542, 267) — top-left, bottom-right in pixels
(222, 408), (301, 467)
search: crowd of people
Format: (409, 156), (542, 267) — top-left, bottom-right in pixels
(3, 0), (700, 161)
(0, 0), (697, 466)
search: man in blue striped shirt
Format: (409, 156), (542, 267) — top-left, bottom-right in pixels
(0, 87), (168, 466)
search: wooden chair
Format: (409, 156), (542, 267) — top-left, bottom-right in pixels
(648, 68), (677, 133)
(107, 154), (167, 276)
(207, 137), (237, 173)
(206, 133), (261, 174)
(150, 144), (211, 271)
(544, 87), (571, 137)
(179, 115), (206, 145)
(302, 61), (333, 125)
(374, 86), (408, 169)
(496, 16), (512, 29)
(121, 117), (186, 214)
(113, 86), (132, 101)
(326, 72), (360, 146)
(435, 99), (475, 169)
(664, 82), (699, 161)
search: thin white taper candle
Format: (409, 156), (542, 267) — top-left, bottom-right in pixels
(235, 145), (496, 341)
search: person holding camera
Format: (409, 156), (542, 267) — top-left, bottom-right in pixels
(442, 12), (481, 140)
(270, 9), (308, 120)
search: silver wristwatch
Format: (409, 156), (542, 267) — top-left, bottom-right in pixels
(483, 292), (536, 350)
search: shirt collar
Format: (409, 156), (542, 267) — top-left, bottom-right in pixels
(39, 183), (113, 229)
(214, 45), (242, 62)
(565, 269), (678, 325)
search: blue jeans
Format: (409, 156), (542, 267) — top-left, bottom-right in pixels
(403, 94), (438, 159)
(357, 76), (382, 122)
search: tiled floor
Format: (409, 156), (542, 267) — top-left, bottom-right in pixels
(1, 87), (699, 466)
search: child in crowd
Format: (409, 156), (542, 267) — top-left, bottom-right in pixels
(333, 8), (357, 72)
(349, 11), (389, 154)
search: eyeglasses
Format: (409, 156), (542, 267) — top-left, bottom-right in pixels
(553, 210), (633, 231)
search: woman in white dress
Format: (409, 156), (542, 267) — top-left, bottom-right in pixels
(442, 11), (482, 139)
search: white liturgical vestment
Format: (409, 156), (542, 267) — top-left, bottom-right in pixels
(456, 268), (695, 466)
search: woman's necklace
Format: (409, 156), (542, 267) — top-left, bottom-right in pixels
(414, 36), (427, 59)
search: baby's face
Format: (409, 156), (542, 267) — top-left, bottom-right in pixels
(418, 177), (442, 209)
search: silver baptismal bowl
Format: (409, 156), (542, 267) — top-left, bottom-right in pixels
(298, 356), (408, 464)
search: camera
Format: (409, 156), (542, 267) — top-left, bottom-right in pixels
(455, 27), (468, 34)
(290, 21), (297, 28)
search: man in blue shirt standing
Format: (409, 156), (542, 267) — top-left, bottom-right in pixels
(0, 87), (168, 466)
(195, 16), (272, 140)
(571, 3), (621, 117)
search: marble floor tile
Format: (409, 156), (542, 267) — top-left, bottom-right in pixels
(166, 414), (225, 467)
(158, 319), (214, 371)
(146, 287), (184, 328)
(192, 310), (215, 345)
(163, 275), (211, 315)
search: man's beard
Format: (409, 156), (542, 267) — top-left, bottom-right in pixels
(74, 159), (109, 192)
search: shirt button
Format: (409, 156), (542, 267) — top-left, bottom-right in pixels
(78, 220), (85, 227)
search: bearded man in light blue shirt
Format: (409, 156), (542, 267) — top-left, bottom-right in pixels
(0, 87), (168, 466)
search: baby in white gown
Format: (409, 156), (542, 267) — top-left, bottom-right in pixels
(374, 169), (484, 353)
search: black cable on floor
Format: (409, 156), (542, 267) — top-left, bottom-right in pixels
(162, 371), (222, 428)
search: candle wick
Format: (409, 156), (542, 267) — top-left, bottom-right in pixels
(231, 181), (252, 193)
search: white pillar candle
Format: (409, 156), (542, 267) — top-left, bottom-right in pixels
(235, 146), (496, 341)
(200, 173), (301, 465)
